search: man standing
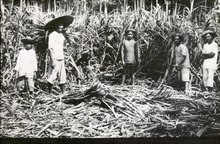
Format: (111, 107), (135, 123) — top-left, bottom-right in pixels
(173, 33), (191, 94)
(44, 15), (73, 94)
(201, 29), (218, 92)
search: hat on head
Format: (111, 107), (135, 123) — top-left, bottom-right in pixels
(125, 28), (136, 33)
(21, 37), (35, 44)
(44, 15), (74, 30)
(202, 29), (217, 38)
(173, 33), (184, 42)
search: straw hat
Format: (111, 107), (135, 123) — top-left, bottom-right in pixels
(126, 28), (136, 33)
(21, 37), (35, 44)
(44, 15), (74, 30)
(202, 29), (217, 38)
(173, 33), (184, 42)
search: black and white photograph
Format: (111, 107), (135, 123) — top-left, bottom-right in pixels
(0, 0), (220, 143)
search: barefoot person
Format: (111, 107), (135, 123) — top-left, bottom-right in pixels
(15, 37), (37, 94)
(173, 34), (191, 94)
(121, 28), (140, 85)
(44, 15), (73, 94)
(201, 29), (218, 92)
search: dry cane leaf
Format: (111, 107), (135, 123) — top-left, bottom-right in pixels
(196, 125), (209, 137)
(36, 123), (53, 137)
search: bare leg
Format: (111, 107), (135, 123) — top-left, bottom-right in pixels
(185, 81), (190, 95)
(131, 74), (135, 85)
(122, 74), (126, 85)
(207, 86), (213, 92)
(177, 70), (181, 81)
(24, 77), (29, 92)
(59, 84), (65, 94)
(27, 77), (34, 94)
(77, 78), (81, 85)
(17, 76), (25, 93)
(47, 82), (53, 94)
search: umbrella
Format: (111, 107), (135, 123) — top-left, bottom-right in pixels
(44, 15), (74, 30)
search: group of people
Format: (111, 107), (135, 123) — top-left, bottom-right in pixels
(171, 30), (218, 94)
(14, 15), (219, 95)
(120, 28), (218, 94)
(15, 16), (72, 95)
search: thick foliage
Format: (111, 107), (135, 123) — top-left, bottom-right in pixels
(1, 3), (220, 92)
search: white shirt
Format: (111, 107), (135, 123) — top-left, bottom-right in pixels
(123, 39), (138, 64)
(202, 41), (218, 70)
(15, 49), (37, 77)
(175, 44), (190, 68)
(49, 31), (65, 60)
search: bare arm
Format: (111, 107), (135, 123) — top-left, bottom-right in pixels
(15, 51), (22, 78)
(121, 41), (125, 65)
(178, 55), (186, 66)
(177, 45), (187, 66)
(169, 45), (175, 66)
(48, 33), (55, 66)
(63, 31), (72, 46)
(202, 42), (218, 60)
(15, 51), (21, 71)
(134, 42), (139, 65)
(202, 52), (215, 59)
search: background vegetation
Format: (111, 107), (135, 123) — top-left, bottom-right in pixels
(1, 0), (220, 93)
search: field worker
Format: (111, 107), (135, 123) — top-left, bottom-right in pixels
(121, 28), (140, 85)
(173, 33), (191, 94)
(44, 15), (73, 94)
(201, 29), (218, 92)
(15, 37), (37, 94)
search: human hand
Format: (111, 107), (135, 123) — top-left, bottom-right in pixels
(173, 64), (178, 67)
(177, 65), (182, 70)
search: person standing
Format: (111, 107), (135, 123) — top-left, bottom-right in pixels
(121, 28), (140, 85)
(173, 34), (191, 94)
(44, 15), (73, 94)
(15, 37), (37, 94)
(201, 29), (218, 92)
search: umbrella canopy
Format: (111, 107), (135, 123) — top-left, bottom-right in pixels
(44, 15), (74, 30)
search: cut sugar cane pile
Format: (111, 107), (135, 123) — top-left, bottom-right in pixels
(1, 81), (220, 138)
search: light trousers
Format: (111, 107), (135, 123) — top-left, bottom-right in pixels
(203, 68), (215, 87)
(47, 59), (66, 84)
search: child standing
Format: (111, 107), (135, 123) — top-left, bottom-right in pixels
(121, 29), (140, 85)
(15, 37), (37, 94)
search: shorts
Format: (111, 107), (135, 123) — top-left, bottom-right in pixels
(124, 63), (136, 77)
(47, 59), (66, 84)
(177, 67), (190, 82)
